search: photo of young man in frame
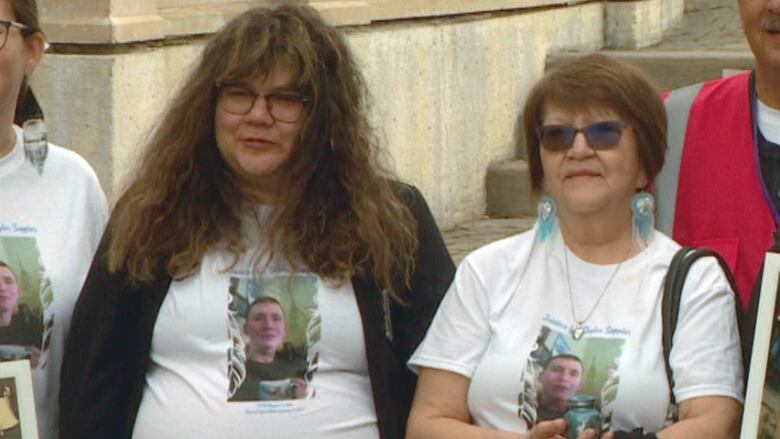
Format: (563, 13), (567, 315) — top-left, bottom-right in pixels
(757, 260), (780, 439)
(742, 235), (780, 439)
(0, 377), (21, 439)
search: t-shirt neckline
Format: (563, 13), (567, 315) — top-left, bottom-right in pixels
(757, 98), (780, 145)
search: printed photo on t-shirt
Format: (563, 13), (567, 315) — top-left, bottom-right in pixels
(0, 236), (50, 370)
(227, 273), (320, 403)
(518, 324), (626, 432)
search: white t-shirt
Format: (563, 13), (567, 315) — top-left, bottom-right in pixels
(0, 125), (108, 439)
(132, 248), (380, 439)
(758, 98), (780, 145)
(409, 226), (743, 433)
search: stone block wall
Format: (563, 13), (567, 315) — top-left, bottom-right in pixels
(605, 0), (684, 48)
(30, 0), (684, 228)
(685, 0), (735, 11)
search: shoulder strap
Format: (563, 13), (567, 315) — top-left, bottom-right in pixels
(662, 247), (743, 406)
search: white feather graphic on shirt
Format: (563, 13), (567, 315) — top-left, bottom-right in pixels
(600, 366), (619, 408)
(305, 304), (321, 348)
(302, 295), (321, 398)
(227, 295), (246, 398)
(37, 268), (54, 369)
(23, 119), (48, 174)
(519, 354), (541, 426)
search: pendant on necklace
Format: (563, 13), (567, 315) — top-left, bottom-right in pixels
(571, 322), (586, 340)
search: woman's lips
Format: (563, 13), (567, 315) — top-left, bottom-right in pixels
(565, 170), (601, 178)
(243, 136), (272, 143)
(241, 138), (274, 148)
(764, 28), (780, 41)
(762, 16), (780, 37)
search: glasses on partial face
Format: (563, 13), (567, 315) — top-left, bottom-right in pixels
(0, 20), (33, 50)
(537, 121), (627, 152)
(216, 83), (311, 123)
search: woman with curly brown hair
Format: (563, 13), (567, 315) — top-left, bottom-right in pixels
(59, 4), (454, 439)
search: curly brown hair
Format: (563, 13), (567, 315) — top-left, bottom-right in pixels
(107, 4), (418, 299)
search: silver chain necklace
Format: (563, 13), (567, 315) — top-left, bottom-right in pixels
(564, 246), (624, 340)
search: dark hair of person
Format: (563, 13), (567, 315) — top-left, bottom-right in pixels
(10, 0), (43, 124)
(0, 261), (19, 287)
(246, 296), (285, 320)
(522, 53), (667, 194)
(542, 353), (583, 371)
(107, 4), (418, 299)
(10, 0), (40, 32)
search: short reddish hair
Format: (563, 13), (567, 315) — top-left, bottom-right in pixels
(522, 53), (667, 194)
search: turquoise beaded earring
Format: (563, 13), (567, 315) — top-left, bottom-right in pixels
(632, 191), (655, 246)
(537, 196), (557, 242)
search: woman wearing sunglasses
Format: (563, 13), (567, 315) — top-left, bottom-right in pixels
(406, 54), (743, 438)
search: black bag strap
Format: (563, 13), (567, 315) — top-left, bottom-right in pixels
(661, 247), (743, 406)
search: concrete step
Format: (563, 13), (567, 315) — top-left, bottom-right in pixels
(486, 159), (536, 218)
(549, 6), (750, 91)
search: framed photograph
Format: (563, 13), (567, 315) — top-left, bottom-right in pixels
(741, 252), (780, 438)
(0, 360), (39, 439)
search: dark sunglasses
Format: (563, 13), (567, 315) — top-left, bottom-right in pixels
(537, 121), (627, 151)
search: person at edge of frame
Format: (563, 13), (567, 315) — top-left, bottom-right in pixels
(654, 0), (780, 317)
(0, 1), (109, 438)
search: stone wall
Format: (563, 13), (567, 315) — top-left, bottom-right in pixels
(606, 0), (685, 48)
(30, 0), (685, 228)
(685, 0), (735, 11)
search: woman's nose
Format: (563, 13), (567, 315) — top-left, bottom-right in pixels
(567, 131), (595, 158)
(244, 96), (275, 124)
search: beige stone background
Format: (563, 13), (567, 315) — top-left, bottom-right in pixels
(31, 0), (700, 229)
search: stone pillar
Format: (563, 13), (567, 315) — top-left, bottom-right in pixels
(604, 0), (683, 49)
(303, 1), (372, 26)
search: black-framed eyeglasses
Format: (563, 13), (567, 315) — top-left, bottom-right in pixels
(0, 20), (33, 50)
(537, 121), (627, 151)
(216, 82), (311, 123)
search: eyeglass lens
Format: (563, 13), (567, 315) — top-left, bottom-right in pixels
(538, 121), (624, 151)
(0, 22), (11, 50)
(219, 86), (306, 123)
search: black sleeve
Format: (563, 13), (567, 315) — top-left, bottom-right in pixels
(59, 231), (170, 439)
(391, 184), (456, 361)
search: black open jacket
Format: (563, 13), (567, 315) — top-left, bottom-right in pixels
(59, 184), (455, 439)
